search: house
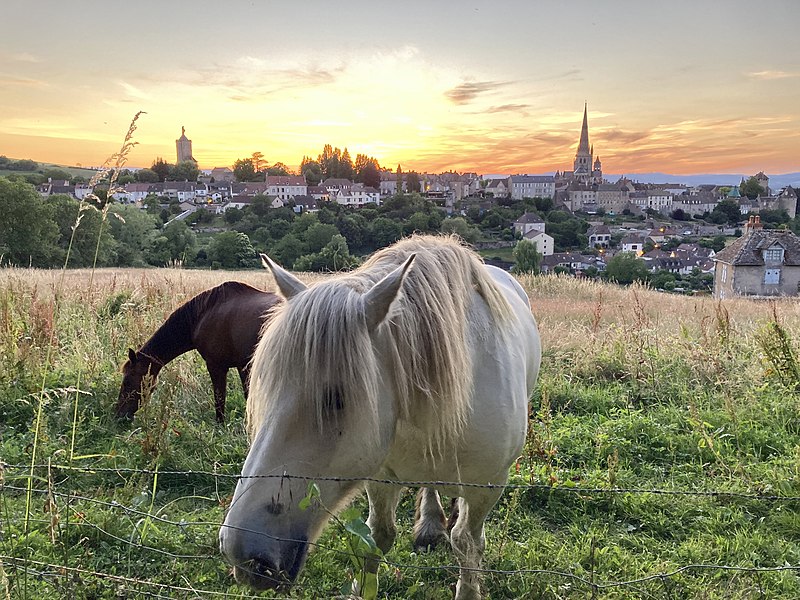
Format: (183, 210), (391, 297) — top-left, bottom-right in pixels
(513, 212), (546, 237)
(335, 183), (380, 207)
(541, 252), (604, 274)
(307, 185), (330, 201)
(619, 233), (646, 254)
(713, 215), (800, 298)
(521, 231), (554, 256)
(587, 224), (611, 248)
(484, 178), (509, 198)
(210, 167), (235, 183)
(266, 176), (307, 201)
(509, 175), (555, 200)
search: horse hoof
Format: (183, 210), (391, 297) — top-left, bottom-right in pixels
(412, 531), (447, 552)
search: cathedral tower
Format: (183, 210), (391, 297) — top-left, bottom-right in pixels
(573, 103), (593, 183)
(176, 126), (197, 164)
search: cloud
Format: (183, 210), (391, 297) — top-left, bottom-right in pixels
(747, 70), (800, 80)
(118, 80), (151, 100)
(484, 104), (531, 114)
(445, 80), (508, 105)
(0, 76), (46, 87)
(3, 52), (41, 63)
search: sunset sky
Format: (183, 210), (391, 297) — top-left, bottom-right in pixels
(1, 0), (798, 176)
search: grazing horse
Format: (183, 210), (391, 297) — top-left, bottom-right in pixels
(219, 236), (541, 599)
(116, 281), (281, 422)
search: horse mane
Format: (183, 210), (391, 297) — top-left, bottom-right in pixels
(248, 235), (512, 459)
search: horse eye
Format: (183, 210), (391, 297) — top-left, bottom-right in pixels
(324, 388), (344, 412)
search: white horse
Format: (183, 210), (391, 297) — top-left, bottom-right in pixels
(219, 235), (541, 599)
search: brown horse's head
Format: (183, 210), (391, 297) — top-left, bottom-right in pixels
(116, 348), (159, 419)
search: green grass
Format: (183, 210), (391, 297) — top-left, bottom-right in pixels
(1, 269), (799, 598)
(0, 160), (100, 179)
(478, 246), (516, 262)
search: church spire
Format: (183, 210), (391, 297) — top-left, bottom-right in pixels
(578, 103), (590, 154)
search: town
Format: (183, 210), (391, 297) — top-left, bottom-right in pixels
(3, 106), (799, 298)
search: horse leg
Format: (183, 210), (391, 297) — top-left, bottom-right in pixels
(365, 482), (402, 556)
(413, 488), (447, 551)
(207, 365), (228, 423)
(449, 486), (503, 600)
(237, 366), (250, 399)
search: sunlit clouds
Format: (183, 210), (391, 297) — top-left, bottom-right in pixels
(0, 1), (798, 175)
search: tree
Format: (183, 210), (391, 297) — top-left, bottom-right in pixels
(604, 252), (649, 284)
(207, 231), (257, 269)
(304, 222), (340, 252)
(0, 179), (59, 266)
(512, 239), (542, 275)
(300, 157), (323, 185)
(168, 160), (200, 182)
(47, 194), (117, 267)
(740, 176), (764, 200)
(135, 168), (159, 183)
(232, 157), (258, 182)
(370, 217), (403, 247)
(699, 235), (727, 252)
(42, 168), (72, 182)
(251, 152), (266, 174)
(150, 158), (172, 182)
(533, 197), (553, 213)
(271, 233), (306, 268)
(145, 220), (197, 266)
(339, 148), (354, 180)
(107, 204), (158, 266)
(709, 199), (741, 225)
(406, 171), (421, 193)
(396, 165), (403, 193)
(266, 162), (291, 176)
(440, 217), (479, 243)
(294, 234), (359, 272)
(360, 162), (381, 190)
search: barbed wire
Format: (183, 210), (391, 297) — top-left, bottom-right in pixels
(3, 482), (799, 596)
(1, 555), (290, 599)
(3, 462), (798, 502)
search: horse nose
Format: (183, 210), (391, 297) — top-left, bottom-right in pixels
(234, 554), (287, 590)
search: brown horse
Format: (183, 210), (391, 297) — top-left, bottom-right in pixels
(116, 281), (281, 422)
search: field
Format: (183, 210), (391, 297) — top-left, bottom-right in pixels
(0, 161), (100, 180)
(1, 266), (799, 599)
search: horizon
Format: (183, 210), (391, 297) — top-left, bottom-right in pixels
(2, 1), (799, 176)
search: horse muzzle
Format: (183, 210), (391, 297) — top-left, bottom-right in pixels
(228, 538), (309, 591)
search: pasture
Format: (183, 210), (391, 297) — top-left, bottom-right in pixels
(1, 266), (799, 598)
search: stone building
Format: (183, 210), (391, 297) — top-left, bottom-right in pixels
(713, 215), (800, 298)
(176, 127), (197, 164)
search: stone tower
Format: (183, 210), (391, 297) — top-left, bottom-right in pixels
(176, 126), (197, 164)
(573, 104), (593, 183)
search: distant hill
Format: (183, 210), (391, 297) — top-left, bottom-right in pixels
(605, 172), (800, 189)
(0, 157), (101, 179)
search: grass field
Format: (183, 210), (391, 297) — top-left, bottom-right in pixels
(0, 160), (100, 179)
(1, 266), (799, 599)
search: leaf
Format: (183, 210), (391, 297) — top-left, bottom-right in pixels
(345, 518), (378, 553)
(299, 482), (321, 511)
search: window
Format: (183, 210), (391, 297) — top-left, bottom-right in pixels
(764, 248), (784, 263)
(721, 265), (727, 283)
(764, 268), (781, 285)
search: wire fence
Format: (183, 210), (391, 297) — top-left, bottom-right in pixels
(2, 461), (800, 598)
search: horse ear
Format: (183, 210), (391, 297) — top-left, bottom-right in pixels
(260, 253), (307, 299)
(128, 348), (137, 363)
(362, 254), (416, 331)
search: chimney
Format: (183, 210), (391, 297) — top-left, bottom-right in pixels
(744, 214), (764, 234)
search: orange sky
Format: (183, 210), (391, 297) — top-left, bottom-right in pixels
(2, 1), (799, 176)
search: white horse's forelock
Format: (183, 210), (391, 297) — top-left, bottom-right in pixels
(247, 235), (513, 459)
